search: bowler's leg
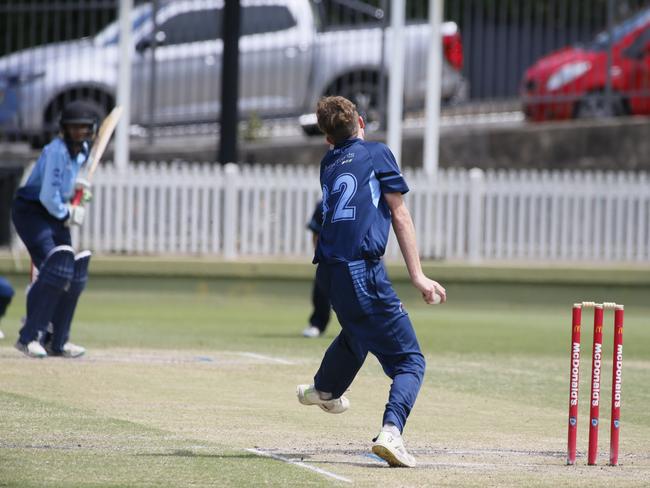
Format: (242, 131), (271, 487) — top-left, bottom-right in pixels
(370, 314), (425, 468)
(314, 328), (367, 399)
(376, 316), (426, 433)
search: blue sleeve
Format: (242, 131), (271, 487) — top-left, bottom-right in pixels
(307, 201), (323, 234)
(39, 147), (69, 220)
(369, 143), (409, 194)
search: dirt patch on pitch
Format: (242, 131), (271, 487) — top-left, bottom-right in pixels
(248, 442), (650, 487)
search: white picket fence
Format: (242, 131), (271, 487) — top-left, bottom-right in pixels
(66, 163), (650, 263)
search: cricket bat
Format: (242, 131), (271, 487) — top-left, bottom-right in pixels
(71, 105), (124, 206)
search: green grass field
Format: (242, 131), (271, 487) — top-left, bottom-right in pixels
(0, 272), (649, 487)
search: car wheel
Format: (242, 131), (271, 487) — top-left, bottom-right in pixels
(302, 72), (386, 137)
(330, 71), (385, 130)
(301, 123), (322, 137)
(575, 91), (625, 119)
(340, 86), (383, 131)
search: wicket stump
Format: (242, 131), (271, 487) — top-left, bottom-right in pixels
(567, 301), (624, 466)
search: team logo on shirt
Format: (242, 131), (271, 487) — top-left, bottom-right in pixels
(335, 153), (354, 166)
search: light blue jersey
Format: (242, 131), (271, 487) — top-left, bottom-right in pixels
(17, 138), (89, 219)
(314, 138), (409, 264)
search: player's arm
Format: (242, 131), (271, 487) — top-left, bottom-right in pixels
(385, 192), (446, 304)
(308, 200), (324, 249)
(39, 150), (69, 220)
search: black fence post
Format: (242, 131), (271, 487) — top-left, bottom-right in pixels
(219, 0), (241, 164)
(605, 0), (615, 115)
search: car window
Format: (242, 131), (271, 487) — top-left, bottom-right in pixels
(624, 27), (650, 58)
(241, 5), (296, 36)
(591, 8), (650, 51)
(95, 4), (152, 46)
(314, 0), (384, 29)
(159, 9), (222, 45)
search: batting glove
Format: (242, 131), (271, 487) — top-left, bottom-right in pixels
(75, 177), (93, 203)
(65, 204), (86, 227)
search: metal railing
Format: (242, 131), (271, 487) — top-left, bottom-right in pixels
(2, 0), (647, 146)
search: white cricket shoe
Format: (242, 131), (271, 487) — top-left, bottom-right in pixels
(0, 329), (5, 340)
(296, 384), (349, 414)
(46, 342), (86, 358)
(372, 431), (417, 468)
(15, 340), (47, 359)
(302, 326), (321, 338)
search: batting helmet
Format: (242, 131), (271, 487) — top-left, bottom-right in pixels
(59, 100), (99, 129)
(59, 100), (99, 155)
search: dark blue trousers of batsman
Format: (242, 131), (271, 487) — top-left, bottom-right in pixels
(11, 197), (91, 352)
(313, 259), (426, 433)
(0, 277), (14, 319)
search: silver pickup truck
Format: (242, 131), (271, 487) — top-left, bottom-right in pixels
(0, 0), (467, 141)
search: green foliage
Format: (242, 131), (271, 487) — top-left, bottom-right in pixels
(242, 111), (263, 141)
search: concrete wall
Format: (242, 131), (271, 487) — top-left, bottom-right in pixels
(237, 117), (650, 171)
(2, 117), (649, 171)
(435, 117), (650, 171)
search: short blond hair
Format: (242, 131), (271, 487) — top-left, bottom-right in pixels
(316, 96), (359, 144)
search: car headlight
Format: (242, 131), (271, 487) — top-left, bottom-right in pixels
(546, 61), (591, 91)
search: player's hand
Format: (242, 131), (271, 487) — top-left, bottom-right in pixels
(65, 204), (86, 227)
(412, 275), (446, 305)
(75, 178), (93, 203)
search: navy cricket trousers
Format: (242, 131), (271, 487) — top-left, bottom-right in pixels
(309, 275), (331, 332)
(11, 197), (71, 268)
(11, 197), (73, 344)
(313, 259), (426, 433)
(0, 277), (14, 319)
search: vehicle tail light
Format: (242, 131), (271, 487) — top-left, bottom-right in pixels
(443, 32), (463, 71)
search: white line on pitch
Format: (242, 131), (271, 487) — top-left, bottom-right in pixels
(236, 352), (294, 365)
(246, 448), (352, 484)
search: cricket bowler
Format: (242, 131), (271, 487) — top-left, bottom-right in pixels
(297, 96), (447, 467)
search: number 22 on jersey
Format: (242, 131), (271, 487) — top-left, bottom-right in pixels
(323, 173), (357, 223)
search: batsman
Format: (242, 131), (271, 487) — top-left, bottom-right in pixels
(11, 100), (98, 358)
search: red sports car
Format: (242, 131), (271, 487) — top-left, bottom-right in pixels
(522, 8), (650, 121)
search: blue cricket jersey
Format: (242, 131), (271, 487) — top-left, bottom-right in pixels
(314, 138), (409, 264)
(17, 138), (89, 220)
